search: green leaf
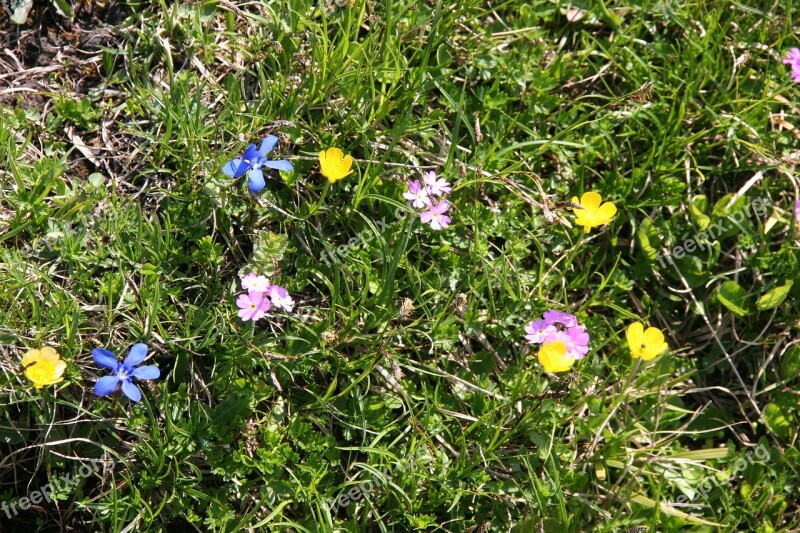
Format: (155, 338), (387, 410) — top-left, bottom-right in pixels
(87, 173), (106, 188)
(247, 231), (289, 277)
(0, 427), (24, 445)
(211, 389), (255, 439)
(689, 195), (710, 230)
(780, 345), (800, 380)
(717, 281), (752, 317)
(756, 280), (792, 311)
(140, 263), (161, 277)
(636, 217), (659, 262)
(52, 0), (74, 17)
(763, 403), (793, 438)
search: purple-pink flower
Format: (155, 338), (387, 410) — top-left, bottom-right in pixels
(403, 180), (431, 209)
(234, 271), (294, 322)
(795, 199), (800, 223)
(403, 169), (455, 230)
(525, 320), (557, 344)
(563, 325), (590, 359)
(783, 48), (800, 83)
(237, 290), (271, 322)
(542, 310), (578, 328)
(524, 309), (590, 359)
(420, 200), (451, 230)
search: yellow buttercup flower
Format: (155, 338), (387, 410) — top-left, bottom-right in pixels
(538, 340), (575, 373)
(22, 346), (66, 389)
(571, 191), (617, 233)
(319, 147), (354, 183)
(626, 322), (668, 360)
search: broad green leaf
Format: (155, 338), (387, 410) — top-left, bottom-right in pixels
(0, 427), (24, 445)
(717, 281), (752, 317)
(763, 403), (793, 438)
(780, 346), (800, 380)
(756, 280), (793, 311)
(636, 217), (659, 262)
(689, 194), (710, 230)
(87, 173), (106, 188)
(711, 193), (747, 219)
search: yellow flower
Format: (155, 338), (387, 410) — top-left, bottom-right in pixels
(538, 340), (575, 373)
(626, 322), (668, 360)
(319, 147), (354, 183)
(21, 347), (67, 389)
(571, 191), (617, 233)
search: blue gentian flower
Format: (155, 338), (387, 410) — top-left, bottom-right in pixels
(222, 135), (294, 193)
(93, 343), (160, 402)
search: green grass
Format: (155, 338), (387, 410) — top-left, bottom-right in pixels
(1, 0), (800, 531)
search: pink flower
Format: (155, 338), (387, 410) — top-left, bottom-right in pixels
(422, 171), (451, 196)
(795, 199), (800, 223)
(420, 200), (451, 230)
(564, 325), (590, 359)
(525, 320), (557, 344)
(783, 49), (800, 82)
(268, 286), (295, 312)
(542, 310), (578, 328)
(241, 273), (270, 292)
(403, 180), (430, 209)
(237, 290), (271, 322)
(783, 48), (800, 67)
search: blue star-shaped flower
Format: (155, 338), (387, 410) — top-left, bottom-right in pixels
(222, 135), (294, 193)
(93, 343), (160, 402)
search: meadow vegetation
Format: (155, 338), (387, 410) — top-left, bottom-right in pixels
(1, 0), (799, 531)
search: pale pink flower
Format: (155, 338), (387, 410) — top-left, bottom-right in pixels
(241, 273), (270, 292)
(403, 180), (430, 209)
(422, 171), (451, 196)
(268, 286), (295, 312)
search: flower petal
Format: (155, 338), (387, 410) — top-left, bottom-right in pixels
(124, 343), (148, 367)
(236, 293), (252, 309)
(341, 155), (353, 172)
(39, 347), (60, 361)
(121, 379), (142, 402)
(248, 169), (266, 193)
(264, 159), (294, 172)
(21, 349), (42, 367)
(598, 202), (617, 219)
(242, 144), (258, 162)
(222, 158), (248, 178)
(581, 192), (602, 209)
(626, 323), (643, 349)
(259, 135), (279, 156)
(92, 348), (119, 370)
(132, 365), (160, 380)
(94, 375), (121, 397)
(642, 327), (665, 345)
